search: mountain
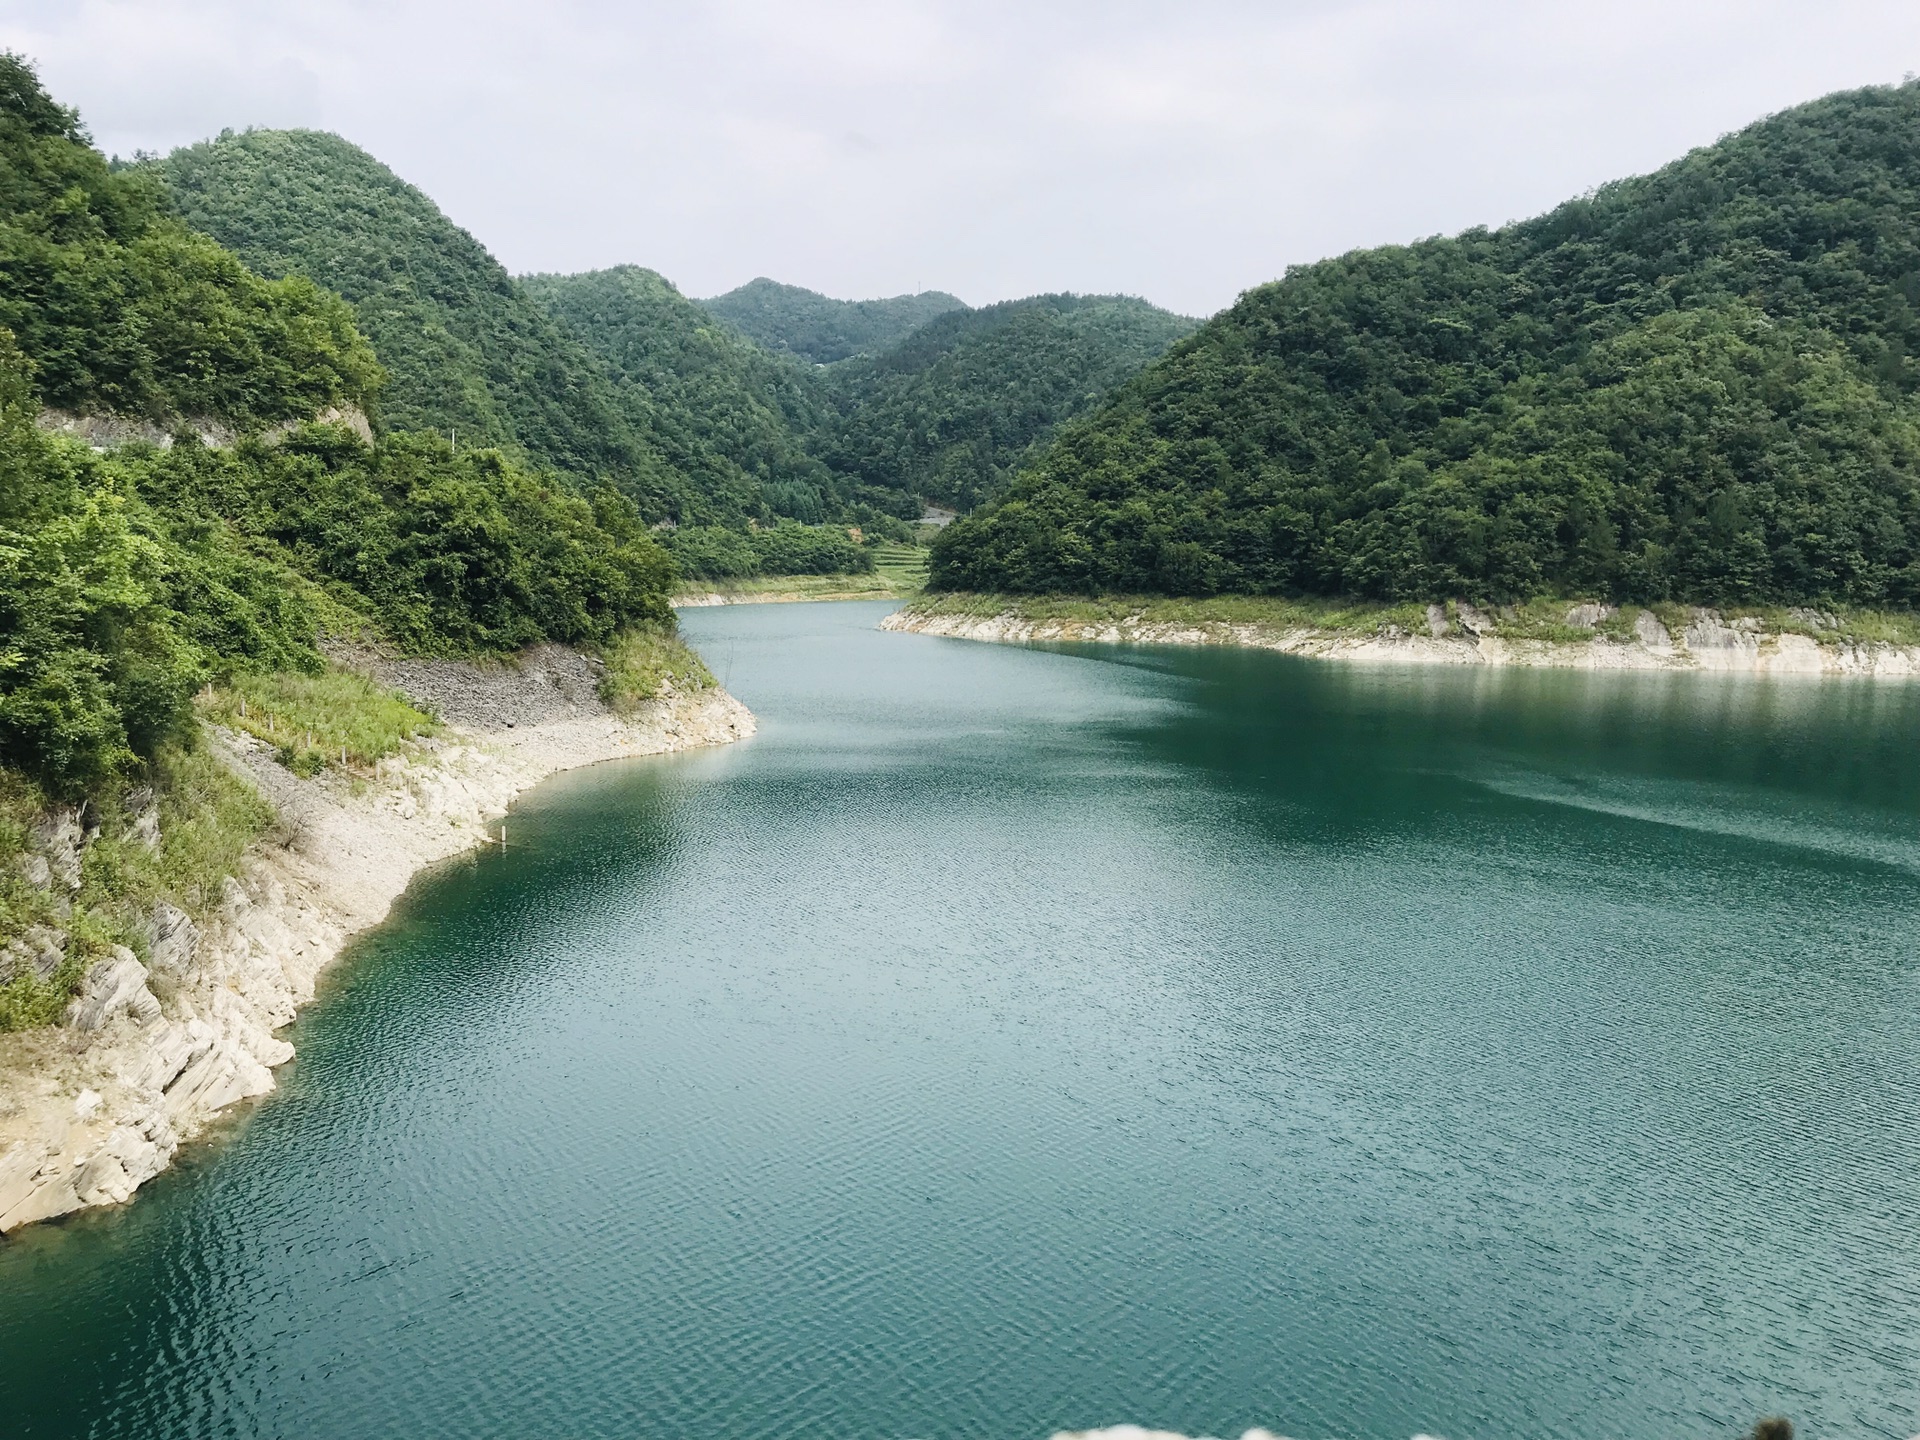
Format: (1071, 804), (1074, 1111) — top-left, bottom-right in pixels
(158, 129), (700, 516)
(0, 81), (376, 427)
(520, 266), (839, 522)
(701, 278), (967, 364)
(0, 58), (677, 805)
(933, 83), (1920, 608)
(823, 294), (1197, 510)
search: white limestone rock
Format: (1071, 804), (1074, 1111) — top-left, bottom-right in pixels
(33, 808), (85, 890)
(64, 950), (162, 1032)
(146, 902), (200, 977)
(1632, 609), (1672, 648)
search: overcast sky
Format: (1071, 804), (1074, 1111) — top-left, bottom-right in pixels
(6, 1), (1920, 316)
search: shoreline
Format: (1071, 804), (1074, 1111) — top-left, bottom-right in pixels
(0, 678), (754, 1234)
(882, 598), (1920, 677)
(674, 580), (917, 607)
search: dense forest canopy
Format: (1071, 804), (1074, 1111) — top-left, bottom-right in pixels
(158, 129), (698, 516)
(521, 265), (845, 525)
(0, 57), (678, 801)
(538, 272), (1192, 525)
(148, 127), (1197, 531)
(821, 295), (1197, 510)
(0, 344), (675, 800)
(701, 278), (967, 365)
(0, 72), (377, 427)
(933, 83), (1920, 608)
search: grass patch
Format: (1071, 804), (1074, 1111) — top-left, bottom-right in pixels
(598, 624), (715, 715)
(199, 669), (436, 776)
(1484, 598), (1607, 644)
(0, 770), (71, 1031)
(871, 542), (930, 591)
(1707, 604), (1920, 646)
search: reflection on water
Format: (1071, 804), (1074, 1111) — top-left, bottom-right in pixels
(2, 602), (1917, 1440)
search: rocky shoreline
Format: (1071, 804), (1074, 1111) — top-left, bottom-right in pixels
(0, 660), (753, 1235)
(882, 602), (1920, 677)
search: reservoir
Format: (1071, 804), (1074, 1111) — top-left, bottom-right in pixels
(2, 600), (1918, 1438)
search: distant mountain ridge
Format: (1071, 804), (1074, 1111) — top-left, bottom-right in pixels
(822, 294), (1198, 510)
(153, 134), (1194, 527)
(521, 265), (854, 524)
(701, 278), (967, 364)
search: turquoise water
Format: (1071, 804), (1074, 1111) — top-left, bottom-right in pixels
(3, 600), (1919, 1438)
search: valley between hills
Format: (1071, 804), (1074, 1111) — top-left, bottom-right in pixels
(8, 52), (1920, 1251)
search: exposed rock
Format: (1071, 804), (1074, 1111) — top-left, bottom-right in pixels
(63, 950), (162, 1032)
(36, 409), (233, 450)
(146, 903), (200, 977)
(1454, 601), (1496, 636)
(300, 406), (374, 445)
(324, 640), (610, 731)
(122, 787), (160, 850)
(36, 404), (373, 452)
(33, 809), (84, 890)
(884, 604), (1920, 677)
(1564, 602), (1615, 628)
(1425, 603), (1449, 637)
(0, 925), (68, 984)
(17, 853), (51, 891)
(1683, 610), (1762, 669)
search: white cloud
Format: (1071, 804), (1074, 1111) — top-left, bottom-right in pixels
(3, 0), (1918, 315)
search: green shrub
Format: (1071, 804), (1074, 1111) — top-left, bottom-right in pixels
(0, 54), (381, 426)
(125, 429), (677, 655)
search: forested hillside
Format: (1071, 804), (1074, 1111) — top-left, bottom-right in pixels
(934, 83), (1920, 607)
(158, 130), (700, 516)
(822, 295), (1196, 510)
(521, 266), (841, 524)
(702, 278), (966, 364)
(0, 77), (377, 427)
(0, 58), (680, 1029)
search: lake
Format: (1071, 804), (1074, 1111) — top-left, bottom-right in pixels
(3, 600), (1918, 1438)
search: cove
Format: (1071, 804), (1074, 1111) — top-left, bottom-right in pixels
(3, 599), (1918, 1439)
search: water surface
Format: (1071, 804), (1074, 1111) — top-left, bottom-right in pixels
(3, 601), (1918, 1438)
